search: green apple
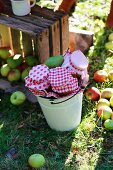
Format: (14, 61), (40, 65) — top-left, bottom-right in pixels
(7, 69), (21, 82)
(21, 67), (31, 81)
(7, 54), (23, 69)
(110, 96), (113, 107)
(0, 64), (11, 77)
(28, 154), (45, 169)
(97, 105), (112, 120)
(104, 119), (113, 130)
(25, 56), (38, 67)
(108, 33), (113, 41)
(101, 88), (113, 99)
(108, 70), (113, 81)
(96, 98), (110, 110)
(10, 91), (26, 105)
(45, 55), (64, 68)
(105, 41), (113, 50)
(0, 47), (11, 60)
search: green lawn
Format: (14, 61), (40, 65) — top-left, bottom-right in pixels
(0, 0), (113, 169)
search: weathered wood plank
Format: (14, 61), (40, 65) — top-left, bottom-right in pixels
(10, 29), (22, 55)
(0, 25), (11, 48)
(60, 15), (69, 54)
(36, 29), (50, 63)
(0, 15), (43, 35)
(22, 32), (33, 57)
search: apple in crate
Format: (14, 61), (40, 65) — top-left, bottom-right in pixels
(0, 64), (11, 77)
(85, 87), (101, 101)
(25, 56), (38, 67)
(28, 154), (45, 169)
(7, 54), (23, 69)
(104, 119), (113, 130)
(97, 105), (112, 120)
(7, 69), (21, 82)
(10, 91), (26, 105)
(0, 47), (11, 60)
(21, 67), (31, 81)
(94, 70), (108, 83)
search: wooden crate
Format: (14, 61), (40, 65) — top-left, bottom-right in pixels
(0, 1), (69, 63)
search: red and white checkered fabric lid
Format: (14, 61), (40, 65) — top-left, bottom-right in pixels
(25, 76), (50, 91)
(48, 67), (78, 93)
(28, 64), (49, 83)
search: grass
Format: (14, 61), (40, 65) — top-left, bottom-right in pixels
(1, 0), (113, 169)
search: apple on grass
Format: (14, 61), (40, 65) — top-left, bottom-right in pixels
(108, 33), (113, 41)
(101, 88), (113, 99)
(10, 91), (26, 105)
(28, 154), (45, 169)
(96, 98), (110, 110)
(97, 105), (112, 120)
(108, 70), (113, 81)
(104, 119), (113, 130)
(93, 70), (108, 83)
(85, 87), (101, 101)
(0, 64), (11, 77)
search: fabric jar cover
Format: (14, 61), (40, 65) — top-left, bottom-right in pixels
(28, 64), (49, 84)
(48, 67), (78, 94)
(69, 50), (89, 79)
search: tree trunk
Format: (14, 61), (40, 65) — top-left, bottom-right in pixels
(54, 0), (77, 13)
(106, 0), (113, 28)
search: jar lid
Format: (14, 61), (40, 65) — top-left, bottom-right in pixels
(28, 64), (49, 83)
(48, 67), (73, 87)
(70, 50), (89, 70)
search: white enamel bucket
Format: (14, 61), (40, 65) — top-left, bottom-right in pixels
(37, 91), (83, 132)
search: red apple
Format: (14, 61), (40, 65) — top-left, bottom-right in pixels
(17, 62), (29, 72)
(97, 106), (112, 120)
(94, 70), (108, 83)
(85, 87), (101, 101)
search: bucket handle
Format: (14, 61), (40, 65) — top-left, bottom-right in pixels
(50, 88), (82, 104)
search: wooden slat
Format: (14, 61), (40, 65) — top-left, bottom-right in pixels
(22, 32), (33, 57)
(0, 15), (42, 35)
(60, 15), (69, 54)
(10, 29), (22, 55)
(50, 21), (60, 56)
(37, 29), (50, 63)
(0, 25), (11, 47)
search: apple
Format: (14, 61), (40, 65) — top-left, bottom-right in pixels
(110, 96), (113, 107)
(108, 70), (113, 81)
(21, 67), (31, 81)
(104, 119), (113, 130)
(28, 154), (45, 169)
(105, 41), (113, 50)
(101, 88), (113, 99)
(85, 87), (101, 101)
(96, 98), (110, 110)
(25, 56), (38, 67)
(0, 64), (11, 77)
(108, 33), (113, 41)
(7, 69), (21, 82)
(7, 54), (23, 69)
(97, 105), (112, 120)
(10, 91), (26, 105)
(17, 62), (29, 72)
(111, 113), (113, 120)
(0, 47), (11, 60)
(93, 70), (108, 83)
